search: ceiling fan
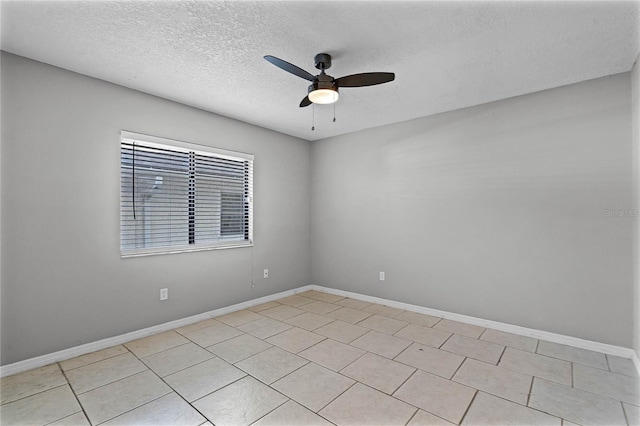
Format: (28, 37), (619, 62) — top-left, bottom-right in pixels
(264, 53), (395, 107)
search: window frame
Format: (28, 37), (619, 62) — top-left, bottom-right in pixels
(120, 131), (254, 258)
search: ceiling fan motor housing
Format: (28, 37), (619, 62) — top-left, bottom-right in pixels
(309, 72), (338, 93)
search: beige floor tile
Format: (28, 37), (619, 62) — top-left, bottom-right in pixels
(357, 314), (408, 334)
(433, 319), (485, 338)
(253, 400), (334, 426)
(623, 402), (640, 425)
(174, 319), (221, 335)
(102, 392), (206, 426)
(363, 304), (405, 318)
(284, 312), (335, 331)
(394, 370), (476, 424)
(299, 290), (345, 303)
(266, 327), (326, 353)
(341, 353), (415, 394)
(536, 341), (608, 370)
(215, 310), (265, 327)
(277, 295), (316, 307)
(452, 358), (532, 405)
(184, 322), (243, 347)
(0, 385), (81, 426)
(335, 298), (373, 310)
(193, 376), (287, 426)
(66, 352), (147, 394)
(298, 300), (342, 315)
(607, 354), (639, 378)
(163, 357), (246, 402)
(235, 346), (308, 384)
(207, 333), (272, 363)
(141, 342), (214, 377)
(441, 334), (505, 364)
(573, 363), (640, 405)
(314, 320), (369, 344)
(238, 317), (293, 339)
(480, 329), (538, 353)
(319, 382), (417, 426)
(326, 307), (373, 324)
(395, 343), (465, 379)
(396, 311), (442, 328)
(0, 363), (67, 404)
(498, 347), (571, 386)
(78, 370), (171, 425)
(394, 323), (452, 348)
(407, 409), (454, 425)
(48, 411), (91, 426)
(59, 345), (128, 372)
(272, 363), (355, 412)
(125, 331), (190, 358)
(260, 305), (305, 321)
(299, 339), (365, 371)
(350, 330), (412, 359)
(528, 378), (626, 426)
(247, 301), (281, 312)
(461, 391), (560, 425)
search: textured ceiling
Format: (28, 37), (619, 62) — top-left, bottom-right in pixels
(1, 1), (639, 141)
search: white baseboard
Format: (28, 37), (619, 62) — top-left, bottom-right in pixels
(309, 285), (639, 362)
(0, 285), (312, 378)
(2, 283), (638, 378)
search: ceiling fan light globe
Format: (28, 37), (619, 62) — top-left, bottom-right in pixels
(309, 88), (339, 104)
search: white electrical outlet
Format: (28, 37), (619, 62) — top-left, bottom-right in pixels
(379, 272), (385, 281)
(263, 269), (269, 279)
(160, 288), (168, 300)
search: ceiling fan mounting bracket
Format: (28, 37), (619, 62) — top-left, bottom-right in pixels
(314, 53), (332, 70)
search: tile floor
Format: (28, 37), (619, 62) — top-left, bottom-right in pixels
(1, 289), (639, 425)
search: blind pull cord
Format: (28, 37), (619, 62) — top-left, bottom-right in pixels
(132, 141), (136, 220)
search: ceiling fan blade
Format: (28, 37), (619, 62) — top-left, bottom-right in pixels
(299, 96), (312, 108)
(264, 55), (315, 82)
(335, 72), (395, 87)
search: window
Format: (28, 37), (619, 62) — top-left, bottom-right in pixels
(120, 131), (253, 257)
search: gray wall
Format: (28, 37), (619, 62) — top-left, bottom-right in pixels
(311, 73), (634, 347)
(633, 55), (640, 356)
(1, 52), (312, 364)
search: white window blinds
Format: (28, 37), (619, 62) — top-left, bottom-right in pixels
(120, 131), (253, 257)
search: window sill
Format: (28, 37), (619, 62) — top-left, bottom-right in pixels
(120, 241), (253, 258)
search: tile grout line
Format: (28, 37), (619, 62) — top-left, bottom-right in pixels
(497, 345), (508, 364)
(402, 407), (420, 426)
(449, 356), (468, 380)
(621, 400), (630, 426)
(390, 364), (419, 395)
(58, 363), (102, 426)
(438, 332), (456, 349)
(570, 362), (574, 388)
(94, 389), (173, 425)
(313, 380), (358, 415)
(526, 375), (535, 407)
(59, 346), (132, 375)
(457, 389), (478, 425)
(478, 327), (488, 340)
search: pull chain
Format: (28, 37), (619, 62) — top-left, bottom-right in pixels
(311, 103), (315, 131)
(333, 102), (336, 123)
